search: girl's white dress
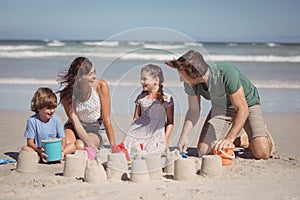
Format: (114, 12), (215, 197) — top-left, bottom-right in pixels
(123, 92), (174, 155)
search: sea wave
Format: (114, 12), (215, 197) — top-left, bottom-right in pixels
(47, 40), (65, 47)
(1, 50), (299, 63)
(0, 51), (76, 58)
(143, 43), (186, 50)
(184, 42), (202, 46)
(0, 78), (57, 85)
(1, 78), (299, 89)
(82, 41), (119, 47)
(208, 55), (300, 63)
(0, 45), (43, 51)
(266, 43), (280, 47)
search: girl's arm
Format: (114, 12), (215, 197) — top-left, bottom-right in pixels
(177, 95), (201, 153)
(97, 80), (116, 146)
(165, 104), (174, 149)
(132, 104), (141, 122)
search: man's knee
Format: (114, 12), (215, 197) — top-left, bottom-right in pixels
(252, 149), (270, 159)
(250, 136), (271, 160)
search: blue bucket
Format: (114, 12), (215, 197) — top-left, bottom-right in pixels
(41, 138), (62, 162)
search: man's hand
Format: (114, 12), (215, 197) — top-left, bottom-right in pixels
(177, 135), (189, 153)
(213, 138), (234, 151)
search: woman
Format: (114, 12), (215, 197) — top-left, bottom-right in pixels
(57, 57), (116, 153)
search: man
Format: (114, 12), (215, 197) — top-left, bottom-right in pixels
(165, 50), (274, 159)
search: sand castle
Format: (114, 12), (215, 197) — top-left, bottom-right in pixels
(200, 155), (223, 177)
(16, 150), (39, 173)
(16, 147), (227, 184)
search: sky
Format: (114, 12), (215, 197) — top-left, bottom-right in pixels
(0, 0), (300, 43)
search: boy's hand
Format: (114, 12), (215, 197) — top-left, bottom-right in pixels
(36, 147), (48, 162)
(62, 151), (65, 161)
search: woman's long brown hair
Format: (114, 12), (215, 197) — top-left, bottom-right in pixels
(57, 57), (92, 104)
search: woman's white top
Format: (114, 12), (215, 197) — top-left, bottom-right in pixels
(74, 87), (101, 125)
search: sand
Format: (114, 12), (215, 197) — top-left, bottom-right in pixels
(0, 109), (300, 200)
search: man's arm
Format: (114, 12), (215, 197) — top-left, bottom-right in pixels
(215, 86), (249, 151)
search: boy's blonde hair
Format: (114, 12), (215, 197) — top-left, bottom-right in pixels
(31, 87), (57, 113)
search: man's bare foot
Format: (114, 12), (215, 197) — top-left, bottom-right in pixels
(265, 125), (276, 155)
(240, 131), (250, 149)
(234, 131), (249, 149)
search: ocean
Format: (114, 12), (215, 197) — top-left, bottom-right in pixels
(0, 40), (299, 115)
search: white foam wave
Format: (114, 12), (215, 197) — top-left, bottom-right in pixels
(208, 55), (300, 63)
(0, 78), (299, 89)
(0, 45), (43, 51)
(47, 40), (65, 47)
(1, 49), (300, 63)
(128, 42), (142, 46)
(82, 41), (119, 47)
(143, 43), (186, 50)
(228, 43), (238, 47)
(107, 80), (300, 89)
(266, 43), (280, 47)
(184, 42), (202, 46)
(252, 80), (300, 89)
(0, 78), (57, 85)
(120, 53), (175, 61)
(0, 51), (78, 58)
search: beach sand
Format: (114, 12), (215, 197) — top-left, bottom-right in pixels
(0, 109), (300, 200)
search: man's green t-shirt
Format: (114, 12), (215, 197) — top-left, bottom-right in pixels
(184, 62), (260, 109)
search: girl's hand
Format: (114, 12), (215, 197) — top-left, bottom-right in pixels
(177, 135), (189, 154)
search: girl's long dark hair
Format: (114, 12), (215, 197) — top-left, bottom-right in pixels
(57, 57), (92, 104)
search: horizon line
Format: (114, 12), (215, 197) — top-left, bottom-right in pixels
(0, 38), (299, 45)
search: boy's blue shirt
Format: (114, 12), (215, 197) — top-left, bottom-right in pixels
(24, 113), (65, 147)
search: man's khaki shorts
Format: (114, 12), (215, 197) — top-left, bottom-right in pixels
(199, 104), (267, 144)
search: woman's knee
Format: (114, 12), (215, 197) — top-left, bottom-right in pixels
(64, 129), (77, 144)
(75, 139), (84, 150)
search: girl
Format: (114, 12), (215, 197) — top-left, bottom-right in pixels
(123, 64), (174, 155)
(57, 57), (116, 152)
(22, 87), (71, 162)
